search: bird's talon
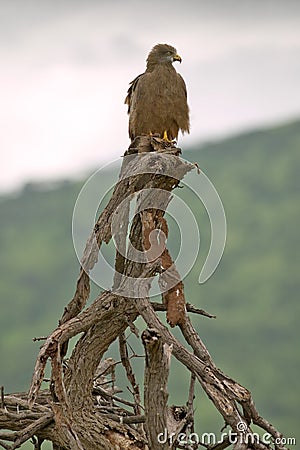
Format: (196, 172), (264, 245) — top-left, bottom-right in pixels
(163, 130), (174, 143)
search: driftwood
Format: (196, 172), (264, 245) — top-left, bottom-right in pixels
(0, 136), (290, 449)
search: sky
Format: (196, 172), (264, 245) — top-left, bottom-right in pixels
(1, 0), (300, 192)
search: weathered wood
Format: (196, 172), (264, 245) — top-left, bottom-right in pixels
(142, 328), (170, 450)
(0, 138), (289, 450)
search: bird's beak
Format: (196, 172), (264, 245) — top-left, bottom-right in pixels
(173, 54), (182, 63)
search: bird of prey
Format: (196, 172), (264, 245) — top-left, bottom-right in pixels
(125, 43), (190, 142)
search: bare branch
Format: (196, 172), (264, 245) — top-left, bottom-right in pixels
(118, 333), (143, 417)
(142, 328), (171, 450)
(101, 414), (145, 425)
(9, 414), (53, 450)
(0, 388), (4, 410)
(151, 301), (216, 319)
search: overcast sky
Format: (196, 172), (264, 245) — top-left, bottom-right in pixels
(1, 0), (300, 192)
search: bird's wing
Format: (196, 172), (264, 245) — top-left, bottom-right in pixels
(175, 72), (190, 134)
(124, 73), (144, 114)
(176, 73), (188, 99)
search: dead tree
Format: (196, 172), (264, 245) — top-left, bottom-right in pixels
(0, 137), (289, 449)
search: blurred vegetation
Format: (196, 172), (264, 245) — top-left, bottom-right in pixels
(0, 120), (299, 448)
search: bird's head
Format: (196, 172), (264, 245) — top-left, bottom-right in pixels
(146, 43), (182, 69)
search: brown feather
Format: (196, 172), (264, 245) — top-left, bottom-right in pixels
(125, 44), (190, 141)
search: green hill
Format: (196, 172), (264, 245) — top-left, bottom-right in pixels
(0, 119), (299, 447)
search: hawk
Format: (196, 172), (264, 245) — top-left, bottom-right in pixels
(125, 43), (190, 142)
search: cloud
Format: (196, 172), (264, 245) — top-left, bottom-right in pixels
(0, 0), (300, 191)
